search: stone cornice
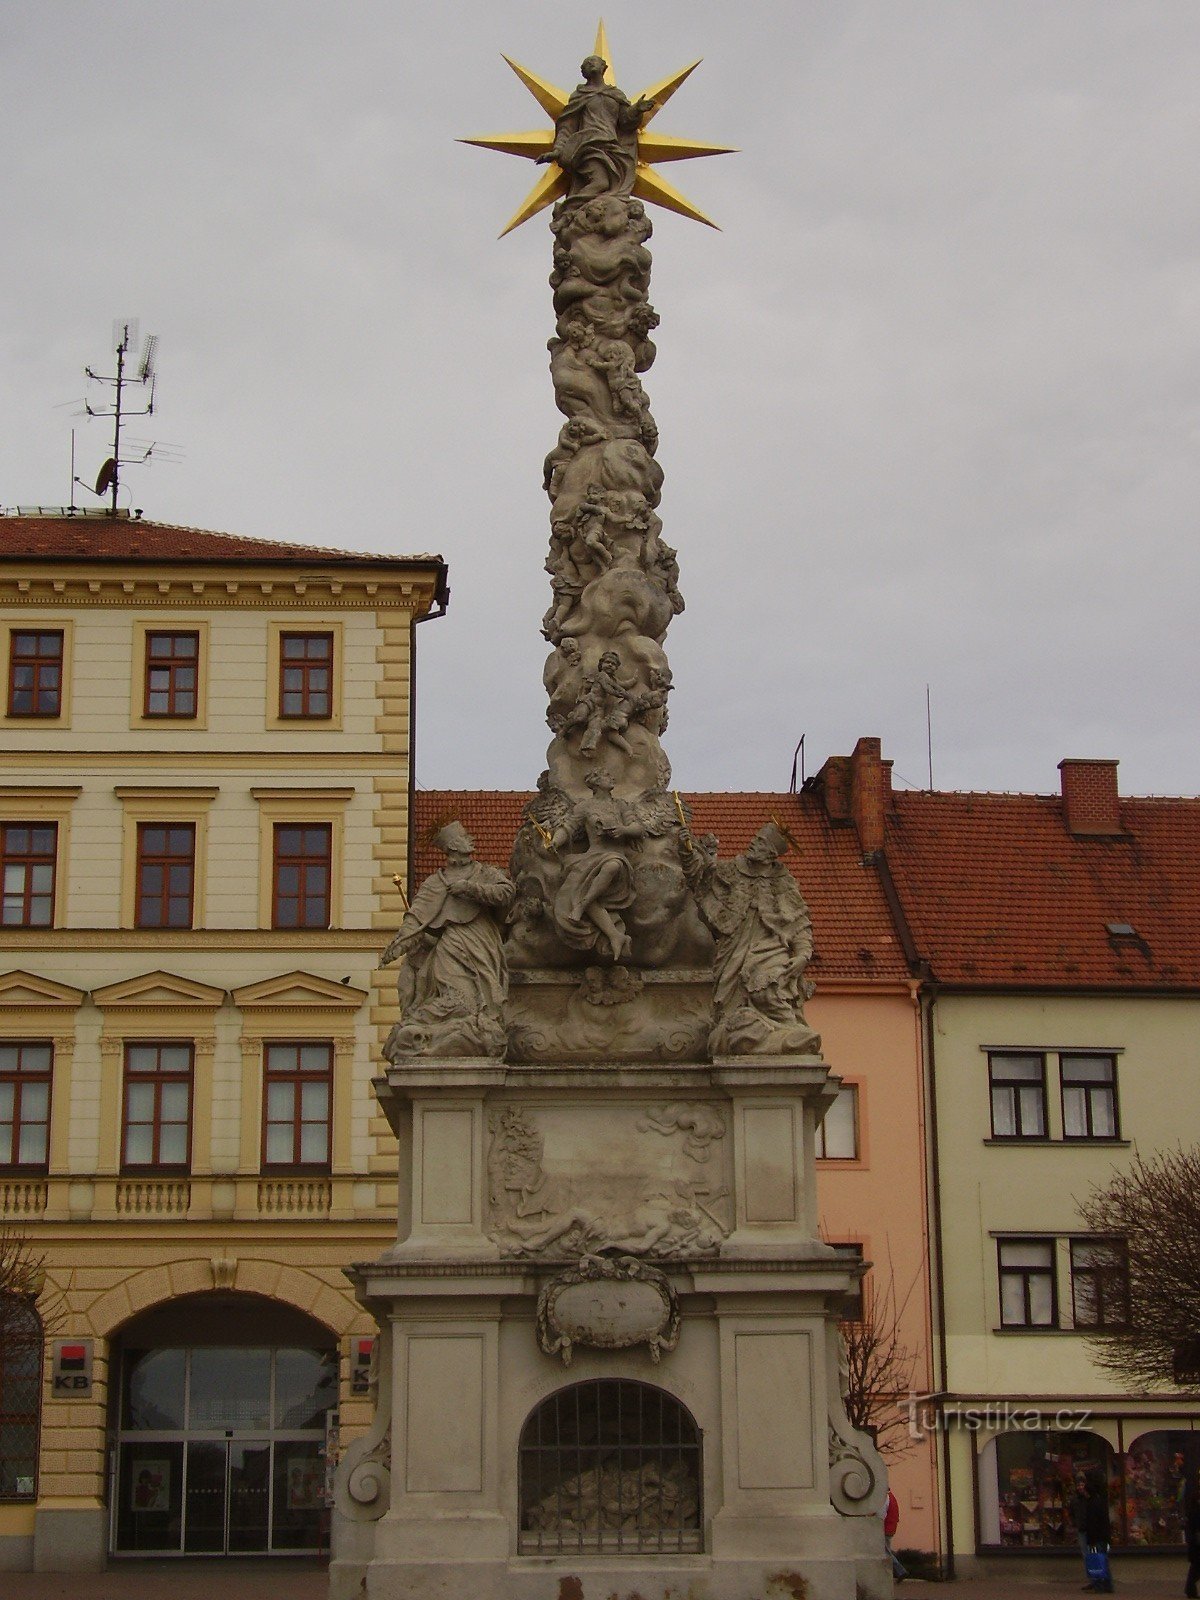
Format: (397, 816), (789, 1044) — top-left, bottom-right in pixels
(0, 567), (440, 614)
(0, 750), (402, 768)
(0, 927), (385, 950)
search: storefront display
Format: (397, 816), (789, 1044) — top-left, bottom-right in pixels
(984, 1426), (1200, 1551)
(993, 1430), (1115, 1548)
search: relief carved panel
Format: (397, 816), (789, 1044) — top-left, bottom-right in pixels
(487, 1100), (732, 1259)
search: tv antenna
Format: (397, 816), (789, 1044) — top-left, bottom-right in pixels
(79, 320), (160, 514)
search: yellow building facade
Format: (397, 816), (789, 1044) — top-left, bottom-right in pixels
(0, 511), (445, 1570)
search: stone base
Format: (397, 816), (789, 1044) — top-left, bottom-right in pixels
(0, 1534), (34, 1572)
(331, 1554), (891, 1600)
(32, 1505), (107, 1571)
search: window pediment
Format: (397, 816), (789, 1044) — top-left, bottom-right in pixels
(91, 970), (226, 1011)
(232, 970), (366, 1010)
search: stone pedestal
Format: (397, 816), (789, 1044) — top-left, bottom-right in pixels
(332, 980), (889, 1600)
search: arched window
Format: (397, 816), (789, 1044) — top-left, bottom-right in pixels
(1123, 1430), (1200, 1546)
(518, 1379), (701, 1555)
(0, 1294), (43, 1499)
(982, 1429), (1115, 1548)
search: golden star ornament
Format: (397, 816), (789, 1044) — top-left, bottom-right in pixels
(460, 21), (736, 237)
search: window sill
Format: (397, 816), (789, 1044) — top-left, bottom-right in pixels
(992, 1325), (1110, 1335)
(984, 1138), (1130, 1148)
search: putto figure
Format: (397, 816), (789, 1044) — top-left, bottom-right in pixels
(538, 55), (655, 203)
(381, 822), (515, 1060)
(682, 821), (822, 1057)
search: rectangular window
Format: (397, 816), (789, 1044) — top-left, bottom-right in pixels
(135, 823), (196, 929)
(998, 1238), (1057, 1327)
(1071, 1238), (1129, 1329)
(143, 631), (199, 718)
(1, 824), (57, 927)
(272, 824), (332, 928)
(988, 1052), (1047, 1139)
(262, 1042), (332, 1171)
(1061, 1054), (1119, 1140)
(121, 1042), (193, 1171)
(279, 632), (334, 719)
(815, 1084), (858, 1159)
(0, 1042), (52, 1171)
(8, 630), (64, 717)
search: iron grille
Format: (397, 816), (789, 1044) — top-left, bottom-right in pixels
(518, 1378), (702, 1555)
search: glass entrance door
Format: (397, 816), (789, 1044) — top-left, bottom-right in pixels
(113, 1343), (334, 1556)
(181, 1440), (271, 1554)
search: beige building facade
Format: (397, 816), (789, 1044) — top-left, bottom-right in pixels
(880, 759), (1200, 1575)
(0, 511), (445, 1570)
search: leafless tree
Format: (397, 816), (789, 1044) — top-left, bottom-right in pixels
(839, 1248), (921, 1459)
(0, 1225), (63, 1343)
(1078, 1146), (1200, 1391)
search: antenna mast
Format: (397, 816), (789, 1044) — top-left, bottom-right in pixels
(83, 320), (159, 514)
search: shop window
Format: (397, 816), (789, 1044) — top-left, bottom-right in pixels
(271, 825), (331, 929)
(1123, 1431), (1200, 1546)
(135, 824), (196, 929)
(0, 1295), (42, 1499)
(988, 1052), (1047, 1139)
(1061, 1054), (1119, 1140)
(8, 630), (63, 717)
(518, 1379), (702, 1554)
(816, 1084), (858, 1159)
(1070, 1238), (1129, 1330)
(143, 631), (199, 718)
(122, 1043), (193, 1171)
(262, 1042), (332, 1172)
(998, 1237), (1056, 1327)
(989, 1429), (1115, 1548)
(278, 633), (333, 719)
(0, 1041), (52, 1171)
(1, 823), (57, 927)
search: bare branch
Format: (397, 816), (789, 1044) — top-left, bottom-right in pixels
(838, 1245), (923, 1459)
(1077, 1146), (1200, 1391)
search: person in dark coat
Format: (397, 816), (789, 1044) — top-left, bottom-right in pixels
(1082, 1472), (1113, 1593)
(1185, 1476), (1200, 1600)
(1069, 1475), (1089, 1583)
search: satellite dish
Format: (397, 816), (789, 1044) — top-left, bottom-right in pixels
(95, 458), (116, 496)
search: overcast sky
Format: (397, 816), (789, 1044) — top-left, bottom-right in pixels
(3, 3), (1197, 797)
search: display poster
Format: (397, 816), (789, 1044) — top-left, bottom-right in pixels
(130, 1460), (171, 1512)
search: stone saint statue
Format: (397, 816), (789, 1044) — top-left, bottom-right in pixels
(682, 821), (822, 1058)
(538, 56), (655, 202)
(381, 822), (515, 1060)
(549, 767), (648, 962)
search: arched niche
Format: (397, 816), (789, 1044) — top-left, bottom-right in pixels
(518, 1378), (702, 1555)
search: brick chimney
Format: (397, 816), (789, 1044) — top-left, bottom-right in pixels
(816, 755), (852, 824)
(1058, 759), (1122, 837)
(849, 736), (892, 858)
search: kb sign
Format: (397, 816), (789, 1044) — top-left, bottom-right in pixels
(52, 1339), (94, 1397)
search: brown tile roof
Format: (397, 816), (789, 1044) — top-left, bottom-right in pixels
(0, 514), (442, 567)
(885, 790), (1200, 989)
(412, 789), (909, 983)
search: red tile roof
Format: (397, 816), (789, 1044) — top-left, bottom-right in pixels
(0, 514), (442, 567)
(885, 791), (1200, 989)
(412, 789), (910, 983)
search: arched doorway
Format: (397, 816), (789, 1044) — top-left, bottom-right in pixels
(518, 1379), (702, 1555)
(109, 1291), (337, 1556)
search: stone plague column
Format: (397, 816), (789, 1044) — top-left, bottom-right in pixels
(331, 30), (890, 1600)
